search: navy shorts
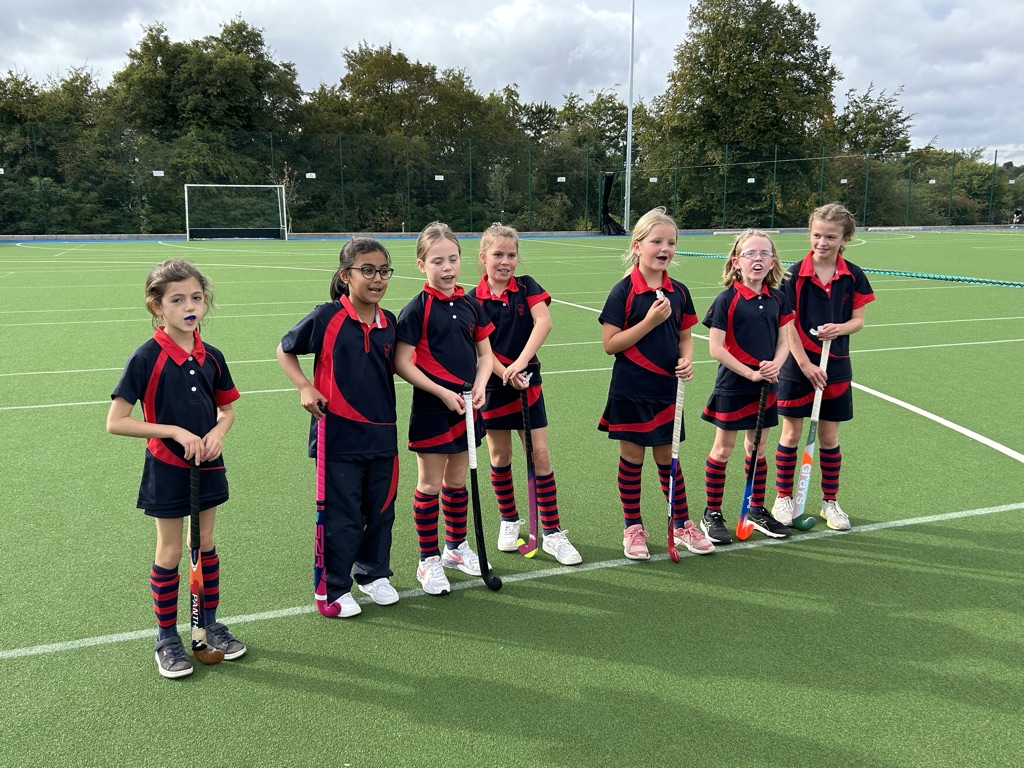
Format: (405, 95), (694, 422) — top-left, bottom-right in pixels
(481, 385), (549, 431)
(138, 455), (229, 518)
(777, 379), (853, 422)
(598, 396), (677, 446)
(701, 390), (779, 431)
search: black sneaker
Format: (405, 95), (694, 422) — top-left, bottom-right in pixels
(205, 622), (247, 660)
(155, 636), (194, 679)
(700, 509), (733, 545)
(748, 506), (790, 539)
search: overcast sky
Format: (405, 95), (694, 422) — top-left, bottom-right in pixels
(2, 0), (1021, 164)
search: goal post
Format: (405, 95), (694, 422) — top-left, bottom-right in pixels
(184, 184), (288, 240)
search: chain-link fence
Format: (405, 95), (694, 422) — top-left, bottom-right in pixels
(1, 124), (1020, 235)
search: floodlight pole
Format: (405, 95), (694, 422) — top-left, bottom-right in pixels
(623, 0), (635, 231)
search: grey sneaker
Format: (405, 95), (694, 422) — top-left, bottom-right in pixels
(155, 636), (194, 679)
(771, 496), (795, 526)
(821, 500), (851, 530)
(205, 622), (247, 660)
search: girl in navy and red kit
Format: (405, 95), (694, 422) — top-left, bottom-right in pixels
(770, 203), (875, 530)
(277, 238), (400, 618)
(699, 230), (793, 545)
(107, 258), (244, 679)
(598, 207), (715, 560)
(469, 223), (582, 565)
(395, 222), (494, 596)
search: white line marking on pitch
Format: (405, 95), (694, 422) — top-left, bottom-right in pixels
(852, 382), (1024, 464)
(2, 502), (1020, 661)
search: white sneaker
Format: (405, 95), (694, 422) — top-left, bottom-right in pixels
(416, 556), (451, 596)
(820, 499), (851, 530)
(497, 519), (524, 552)
(771, 495), (795, 526)
(357, 577), (400, 606)
(542, 530), (582, 565)
(329, 592), (362, 618)
(441, 541), (482, 576)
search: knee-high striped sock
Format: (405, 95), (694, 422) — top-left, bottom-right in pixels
(657, 461), (690, 527)
(618, 457), (643, 528)
(820, 446), (842, 501)
(413, 490), (441, 559)
(489, 463), (518, 521)
(745, 454), (769, 508)
(151, 564), (179, 642)
(775, 444), (798, 497)
(201, 548), (220, 626)
(704, 456), (727, 512)
(441, 485), (469, 549)
(535, 472), (561, 533)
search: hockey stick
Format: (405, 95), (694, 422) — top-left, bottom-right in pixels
(189, 462), (224, 664)
(464, 387), (503, 591)
(735, 381), (770, 542)
(666, 377), (685, 563)
(313, 406), (342, 617)
(790, 335), (832, 531)
(516, 373), (539, 557)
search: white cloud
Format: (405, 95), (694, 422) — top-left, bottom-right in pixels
(1, 0), (1021, 164)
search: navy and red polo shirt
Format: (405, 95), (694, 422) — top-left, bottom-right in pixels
(111, 327), (240, 471)
(779, 252), (876, 384)
(599, 267), (698, 402)
(397, 284), (494, 410)
(469, 274), (550, 390)
(279, 295), (398, 461)
(703, 283), (793, 395)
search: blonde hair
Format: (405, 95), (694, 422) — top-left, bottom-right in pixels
(722, 229), (784, 289)
(416, 221), (461, 264)
(624, 206), (678, 277)
(478, 222), (520, 273)
(809, 203), (857, 253)
(144, 259), (213, 329)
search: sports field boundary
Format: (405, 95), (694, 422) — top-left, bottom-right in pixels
(3, 501), (1021, 662)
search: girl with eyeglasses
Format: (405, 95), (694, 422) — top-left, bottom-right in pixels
(277, 237), (401, 617)
(699, 230), (793, 544)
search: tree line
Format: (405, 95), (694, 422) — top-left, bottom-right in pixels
(1, 1), (1020, 236)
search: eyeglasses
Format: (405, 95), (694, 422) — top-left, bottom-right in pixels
(738, 250), (774, 260)
(349, 265), (395, 279)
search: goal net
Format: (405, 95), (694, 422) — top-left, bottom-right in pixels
(184, 184), (288, 240)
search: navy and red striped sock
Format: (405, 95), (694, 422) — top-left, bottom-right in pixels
(704, 456), (727, 512)
(775, 444), (798, 497)
(413, 489), (441, 559)
(201, 548), (219, 626)
(820, 445), (842, 501)
(535, 471), (561, 533)
(489, 463), (518, 521)
(657, 461), (690, 527)
(618, 457), (643, 529)
(441, 485), (469, 549)
(744, 454), (769, 509)
(151, 563), (179, 642)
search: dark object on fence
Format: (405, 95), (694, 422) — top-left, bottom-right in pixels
(601, 172), (626, 236)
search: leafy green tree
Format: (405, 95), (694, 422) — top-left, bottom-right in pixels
(833, 85), (912, 155)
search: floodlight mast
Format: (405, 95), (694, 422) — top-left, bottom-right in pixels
(623, 0), (636, 232)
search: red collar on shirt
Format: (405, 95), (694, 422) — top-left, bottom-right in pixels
(474, 275), (520, 302)
(733, 282), (770, 300)
(154, 327), (205, 366)
(340, 294), (387, 328)
(629, 266), (673, 294)
(423, 283), (466, 301)
(797, 251), (853, 282)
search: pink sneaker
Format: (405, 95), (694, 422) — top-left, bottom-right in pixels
(623, 524), (650, 560)
(674, 520), (715, 555)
